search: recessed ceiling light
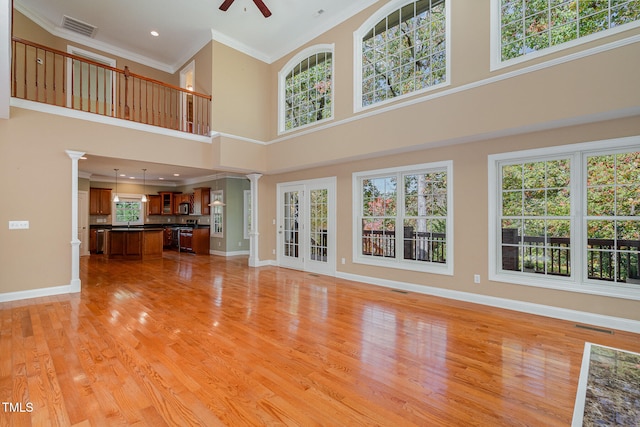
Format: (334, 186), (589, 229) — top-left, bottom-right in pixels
(173, 173), (180, 177)
(119, 173), (126, 177)
(150, 30), (159, 37)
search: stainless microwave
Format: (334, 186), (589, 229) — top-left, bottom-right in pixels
(178, 202), (190, 215)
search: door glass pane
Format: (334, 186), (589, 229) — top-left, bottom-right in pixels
(310, 189), (328, 262)
(283, 191), (299, 258)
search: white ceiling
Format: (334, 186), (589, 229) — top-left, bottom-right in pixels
(78, 155), (229, 185)
(15, 0), (380, 72)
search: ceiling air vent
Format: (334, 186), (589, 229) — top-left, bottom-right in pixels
(61, 15), (97, 38)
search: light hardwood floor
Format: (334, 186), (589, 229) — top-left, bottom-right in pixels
(1, 252), (639, 426)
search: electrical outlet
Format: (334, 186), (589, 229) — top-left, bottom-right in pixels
(341, 257), (346, 265)
(474, 274), (481, 284)
(9, 221), (29, 230)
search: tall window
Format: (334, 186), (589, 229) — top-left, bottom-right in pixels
(353, 161), (453, 274)
(496, 0), (640, 64)
(279, 45), (334, 132)
(489, 137), (640, 300)
(355, 0), (449, 110)
(211, 190), (224, 237)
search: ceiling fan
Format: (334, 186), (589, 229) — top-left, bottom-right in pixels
(219, 0), (272, 18)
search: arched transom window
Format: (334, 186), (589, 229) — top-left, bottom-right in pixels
(356, 0), (449, 110)
(279, 45), (334, 132)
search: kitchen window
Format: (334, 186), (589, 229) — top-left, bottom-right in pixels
(353, 161), (453, 274)
(112, 197), (143, 226)
(488, 136), (640, 300)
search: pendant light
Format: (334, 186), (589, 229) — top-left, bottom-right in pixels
(208, 176), (226, 207)
(141, 168), (148, 203)
(113, 168), (120, 202)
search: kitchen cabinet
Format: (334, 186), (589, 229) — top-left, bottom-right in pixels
(163, 227), (172, 247)
(173, 193), (193, 214)
(192, 228), (210, 255)
(90, 188), (112, 215)
(106, 229), (163, 260)
(89, 229), (97, 252)
(159, 192), (180, 215)
(193, 187), (210, 216)
(107, 229), (142, 259)
(147, 195), (161, 215)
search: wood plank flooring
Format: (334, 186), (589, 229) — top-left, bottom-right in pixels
(1, 252), (639, 426)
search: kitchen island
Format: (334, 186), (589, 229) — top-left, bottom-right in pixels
(105, 228), (164, 260)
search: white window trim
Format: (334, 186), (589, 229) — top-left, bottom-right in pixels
(353, 0), (452, 113)
(111, 193), (145, 226)
(488, 135), (640, 300)
(352, 161), (454, 275)
(210, 189), (224, 238)
(243, 189), (251, 240)
(489, 0), (640, 71)
(278, 44), (335, 135)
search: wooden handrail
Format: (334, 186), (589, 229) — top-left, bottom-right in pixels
(11, 36), (212, 135)
(11, 37), (212, 100)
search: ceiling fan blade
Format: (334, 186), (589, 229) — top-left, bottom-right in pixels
(252, 0), (272, 18)
(219, 0), (235, 12)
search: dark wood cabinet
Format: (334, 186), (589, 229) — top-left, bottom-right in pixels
(108, 230), (142, 259)
(89, 188), (112, 215)
(193, 228), (210, 255)
(89, 229), (97, 252)
(147, 195), (161, 215)
(159, 192), (179, 215)
(163, 227), (172, 247)
(193, 187), (210, 216)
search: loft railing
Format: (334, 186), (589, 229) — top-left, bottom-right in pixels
(11, 37), (212, 136)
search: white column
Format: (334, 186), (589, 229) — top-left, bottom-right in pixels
(246, 173), (262, 267)
(67, 150), (85, 293)
(0, 0), (11, 119)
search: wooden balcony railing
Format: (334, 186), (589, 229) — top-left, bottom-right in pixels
(11, 37), (212, 136)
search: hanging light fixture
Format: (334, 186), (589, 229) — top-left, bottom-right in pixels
(113, 168), (120, 202)
(208, 176), (226, 207)
(141, 168), (148, 203)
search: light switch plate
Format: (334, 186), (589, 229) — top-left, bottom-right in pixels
(9, 221), (29, 230)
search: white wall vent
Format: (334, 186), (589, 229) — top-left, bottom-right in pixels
(61, 15), (98, 38)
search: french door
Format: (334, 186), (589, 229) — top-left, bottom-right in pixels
(277, 178), (336, 275)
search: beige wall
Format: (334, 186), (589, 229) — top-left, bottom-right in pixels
(258, 116), (640, 322)
(2, 2), (639, 324)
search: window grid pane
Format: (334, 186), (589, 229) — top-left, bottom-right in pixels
(586, 151), (640, 284)
(284, 52), (332, 131)
(361, 0), (447, 107)
(500, 0), (640, 61)
(500, 158), (572, 277)
(403, 171), (447, 263)
(362, 176), (397, 258)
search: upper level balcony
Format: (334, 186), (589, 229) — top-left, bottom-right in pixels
(11, 37), (212, 136)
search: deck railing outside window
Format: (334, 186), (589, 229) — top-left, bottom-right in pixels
(11, 37), (212, 136)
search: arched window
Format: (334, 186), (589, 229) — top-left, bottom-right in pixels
(355, 0), (449, 111)
(279, 45), (334, 133)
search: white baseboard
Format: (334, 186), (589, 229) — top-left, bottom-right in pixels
(209, 250), (250, 257)
(336, 271), (640, 334)
(0, 284), (77, 303)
